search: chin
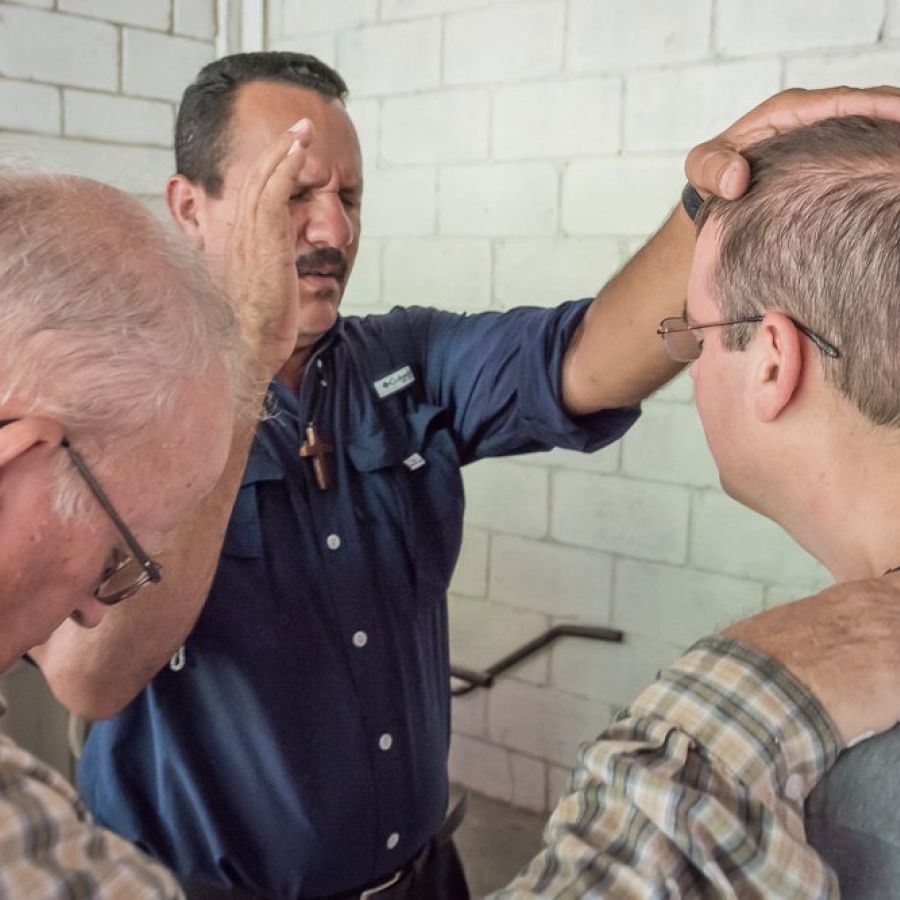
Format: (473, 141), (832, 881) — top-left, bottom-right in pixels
(300, 296), (341, 332)
(718, 471), (747, 504)
(720, 475), (769, 519)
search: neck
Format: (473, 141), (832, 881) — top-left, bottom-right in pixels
(276, 345), (315, 394)
(761, 425), (900, 583)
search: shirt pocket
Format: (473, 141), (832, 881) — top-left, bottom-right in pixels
(195, 449), (286, 652)
(346, 403), (464, 616)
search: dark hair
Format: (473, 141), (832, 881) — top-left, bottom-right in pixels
(175, 51), (348, 196)
(696, 116), (900, 428)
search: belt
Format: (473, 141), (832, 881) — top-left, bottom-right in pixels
(308, 791), (468, 900)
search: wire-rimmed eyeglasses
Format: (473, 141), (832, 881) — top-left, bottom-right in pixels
(0, 419), (163, 605)
(656, 314), (841, 364)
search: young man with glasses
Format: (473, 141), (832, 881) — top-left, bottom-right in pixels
(498, 115), (900, 897)
(681, 116), (900, 895)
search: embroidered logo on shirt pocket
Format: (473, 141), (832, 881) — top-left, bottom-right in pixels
(373, 365), (415, 399)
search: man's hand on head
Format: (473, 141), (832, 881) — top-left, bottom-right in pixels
(224, 117), (313, 378)
(686, 85), (900, 201)
(724, 575), (900, 745)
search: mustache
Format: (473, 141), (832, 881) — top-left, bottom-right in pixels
(295, 248), (348, 282)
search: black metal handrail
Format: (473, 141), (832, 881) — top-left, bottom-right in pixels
(450, 623), (623, 696)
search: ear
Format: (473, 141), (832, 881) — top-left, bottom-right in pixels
(0, 417), (65, 467)
(0, 418), (65, 519)
(752, 311), (804, 423)
(166, 174), (206, 250)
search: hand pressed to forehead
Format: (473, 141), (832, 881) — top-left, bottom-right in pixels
(686, 85), (900, 201)
(222, 117), (316, 376)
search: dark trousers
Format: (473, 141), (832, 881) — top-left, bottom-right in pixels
(184, 839), (470, 900)
(381, 838), (470, 900)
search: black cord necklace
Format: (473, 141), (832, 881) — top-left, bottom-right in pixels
(266, 357), (334, 492)
(297, 357), (333, 491)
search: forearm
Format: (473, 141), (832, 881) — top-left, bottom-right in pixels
(32, 123), (322, 718)
(31, 411), (260, 720)
(493, 638), (842, 898)
(562, 205), (693, 415)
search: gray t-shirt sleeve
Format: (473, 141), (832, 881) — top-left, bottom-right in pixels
(806, 724), (900, 899)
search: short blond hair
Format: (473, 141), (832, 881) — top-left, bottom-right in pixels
(697, 116), (900, 428)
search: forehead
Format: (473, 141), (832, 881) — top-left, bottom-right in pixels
(687, 223), (720, 320)
(222, 80), (362, 182)
(118, 372), (234, 540)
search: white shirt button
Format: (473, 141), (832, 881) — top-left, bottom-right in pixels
(386, 832), (400, 850)
(326, 533), (341, 550)
(352, 630), (368, 648)
(379, 733), (393, 751)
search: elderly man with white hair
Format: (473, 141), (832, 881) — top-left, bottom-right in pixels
(0, 169), (237, 895)
(0, 129), (312, 894)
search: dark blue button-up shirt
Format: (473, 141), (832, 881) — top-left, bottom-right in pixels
(78, 302), (639, 898)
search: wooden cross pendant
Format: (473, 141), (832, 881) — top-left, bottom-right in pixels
(299, 422), (334, 491)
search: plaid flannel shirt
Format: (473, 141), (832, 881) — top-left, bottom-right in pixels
(0, 697), (182, 899)
(493, 636), (843, 899)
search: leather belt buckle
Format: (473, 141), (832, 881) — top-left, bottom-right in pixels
(359, 869), (402, 899)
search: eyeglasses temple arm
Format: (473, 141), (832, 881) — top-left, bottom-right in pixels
(61, 440), (162, 582)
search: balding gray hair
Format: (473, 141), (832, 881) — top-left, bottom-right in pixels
(0, 168), (244, 517)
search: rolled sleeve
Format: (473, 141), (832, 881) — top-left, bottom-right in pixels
(410, 300), (640, 462)
(630, 637), (843, 819)
(493, 637), (842, 899)
(514, 299), (641, 453)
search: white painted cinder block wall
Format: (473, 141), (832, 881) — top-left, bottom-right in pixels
(265, 0), (900, 812)
(0, 0), (216, 195)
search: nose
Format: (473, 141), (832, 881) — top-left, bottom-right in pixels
(304, 191), (354, 250)
(71, 597), (110, 630)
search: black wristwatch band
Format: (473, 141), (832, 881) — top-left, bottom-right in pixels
(681, 183), (703, 221)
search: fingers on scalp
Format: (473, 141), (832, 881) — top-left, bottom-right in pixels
(686, 145), (748, 197)
(725, 89), (803, 135)
(839, 85), (900, 121)
(800, 85), (900, 124)
(758, 87), (848, 130)
(730, 86), (900, 143)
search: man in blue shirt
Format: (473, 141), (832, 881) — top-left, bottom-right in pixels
(29, 53), (900, 899)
